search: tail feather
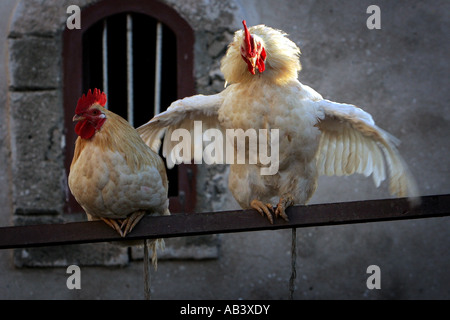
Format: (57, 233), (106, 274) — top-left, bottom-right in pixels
(143, 238), (165, 300)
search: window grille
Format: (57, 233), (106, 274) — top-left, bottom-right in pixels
(82, 13), (178, 126)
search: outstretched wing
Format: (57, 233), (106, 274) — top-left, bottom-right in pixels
(315, 99), (420, 204)
(137, 93), (225, 168)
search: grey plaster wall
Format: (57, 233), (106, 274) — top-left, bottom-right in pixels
(0, 0), (449, 299)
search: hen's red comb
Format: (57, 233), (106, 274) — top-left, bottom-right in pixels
(75, 88), (107, 114)
(242, 20), (254, 56)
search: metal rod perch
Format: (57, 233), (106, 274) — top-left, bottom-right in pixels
(0, 194), (448, 250)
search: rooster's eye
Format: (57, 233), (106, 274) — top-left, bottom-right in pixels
(92, 110), (99, 116)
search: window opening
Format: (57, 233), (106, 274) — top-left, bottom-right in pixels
(81, 12), (179, 197)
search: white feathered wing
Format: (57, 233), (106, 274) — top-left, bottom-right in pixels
(137, 93), (225, 169)
(315, 99), (420, 204)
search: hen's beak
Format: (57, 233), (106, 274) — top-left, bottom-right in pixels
(246, 56), (257, 74)
(249, 56), (257, 69)
(72, 114), (84, 122)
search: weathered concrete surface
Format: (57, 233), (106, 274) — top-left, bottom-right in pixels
(8, 91), (65, 214)
(0, 0), (449, 299)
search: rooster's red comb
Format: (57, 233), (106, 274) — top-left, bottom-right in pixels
(75, 88), (107, 114)
(242, 20), (253, 56)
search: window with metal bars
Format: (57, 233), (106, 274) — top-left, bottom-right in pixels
(82, 13), (177, 127)
(82, 12), (179, 195)
(63, 0), (196, 214)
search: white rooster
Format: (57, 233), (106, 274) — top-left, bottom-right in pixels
(138, 20), (419, 223)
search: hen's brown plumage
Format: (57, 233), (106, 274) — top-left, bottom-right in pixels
(69, 90), (169, 265)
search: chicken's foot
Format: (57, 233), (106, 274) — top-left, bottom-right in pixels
(275, 194), (294, 222)
(251, 199), (275, 224)
(101, 217), (124, 237)
(121, 211), (145, 237)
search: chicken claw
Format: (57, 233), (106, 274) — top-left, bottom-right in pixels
(275, 194), (294, 222)
(101, 217), (124, 237)
(251, 199), (275, 224)
(121, 211), (146, 237)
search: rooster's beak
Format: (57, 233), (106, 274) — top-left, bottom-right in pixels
(72, 114), (84, 122)
(249, 56), (257, 70)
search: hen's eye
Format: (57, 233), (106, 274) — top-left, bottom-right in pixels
(92, 110), (99, 116)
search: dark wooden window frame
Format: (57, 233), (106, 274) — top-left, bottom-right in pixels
(63, 0), (196, 214)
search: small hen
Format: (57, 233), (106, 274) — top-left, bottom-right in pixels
(137, 21), (419, 223)
(68, 89), (169, 242)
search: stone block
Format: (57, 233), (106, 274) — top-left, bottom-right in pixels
(164, 0), (240, 33)
(8, 36), (61, 90)
(8, 0), (91, 37)
(12, 215), (130, 267)
(9, 90), (65, 215)
(14, 243), (129, 267)
(131, 235), (220, 261)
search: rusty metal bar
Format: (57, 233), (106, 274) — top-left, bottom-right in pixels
(0, 194), (449, 249)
